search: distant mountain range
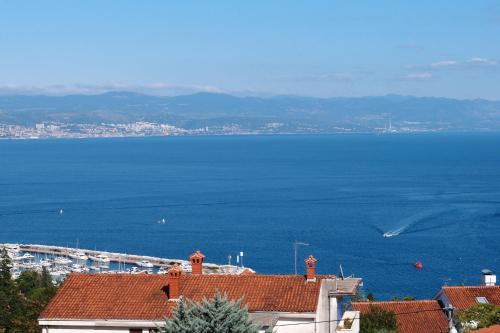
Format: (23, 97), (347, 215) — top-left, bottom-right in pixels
(1, 92), (500, 133)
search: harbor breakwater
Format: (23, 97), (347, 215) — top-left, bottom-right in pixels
(0, 243), (240, 274)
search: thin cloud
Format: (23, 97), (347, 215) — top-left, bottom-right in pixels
(274, 72), (356, 83)
(404, 72), (433, 81)
(466, 57), (497, 66)
(0, 82), (225, 96)
(431, 60), (458, 68)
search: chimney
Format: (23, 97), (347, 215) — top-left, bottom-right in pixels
(189, 250), (206, 275)
(304, 255), (317, 281)
(482, 269), (496, 286)
(167, 264), (183, 300)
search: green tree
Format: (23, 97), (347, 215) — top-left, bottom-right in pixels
(161, 292), (260, 333)
(458, 303), (500, 330)
(360, 305), (397, 333)
(0, 249), (17, 331)
(0, 249), (59, 333)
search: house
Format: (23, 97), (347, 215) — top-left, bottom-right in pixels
(39, 251), (362, 333)
(351, 300), (449, 333)
(434, 270), (499, 311)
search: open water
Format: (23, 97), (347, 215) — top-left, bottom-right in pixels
(1, 134), (499, 299)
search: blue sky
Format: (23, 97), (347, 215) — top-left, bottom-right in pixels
(1, 0), (499, 99)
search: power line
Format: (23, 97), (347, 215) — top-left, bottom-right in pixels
(272, 307), (449, 327)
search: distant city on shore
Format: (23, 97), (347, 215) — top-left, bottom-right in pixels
(1, 92), (500, 139)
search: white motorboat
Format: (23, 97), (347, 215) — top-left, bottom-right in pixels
(181, 262), (192, 273)
(89, 254), (109, 262)
(40, 259), (52, 267)
(70, 264), (89, 273)
(89, 254), (110, 263)
(136, 260), (154, 268)
(54, 257), (72, 265)
(69, 251), (88, 261)
(157, 267), (168, 274)
(13, 253), (35, 261)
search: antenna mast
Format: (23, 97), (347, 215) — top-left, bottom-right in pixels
(293, 240), (309, 274)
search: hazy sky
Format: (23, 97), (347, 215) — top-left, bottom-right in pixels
(1, 0), (499, 99)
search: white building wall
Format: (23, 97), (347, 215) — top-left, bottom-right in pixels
(274, 318), (315, 333)
(45, 328), (135, 333)
(39, 320), (160, 333)
(315, 279), (343, 333)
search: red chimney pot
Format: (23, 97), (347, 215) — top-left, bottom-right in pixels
(304, 255), (317, 281)
(189, 250), (206, 275)
(167, 264), (183, 299)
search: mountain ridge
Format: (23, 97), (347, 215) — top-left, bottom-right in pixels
(1, 92), (500, 132)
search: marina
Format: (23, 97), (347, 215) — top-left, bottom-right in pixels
(1, 243), (243, 281)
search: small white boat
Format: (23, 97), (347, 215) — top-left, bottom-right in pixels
(157, 267), (168, 274)
(89, 254), (110, 263)
(69, 251), (88, 261)
(13, 253), (35, 261)
(181, 262), (192, 273)
(70, 264), (89, 273)
(383, 232), (396, 238)
(40, 259), (52, 267)
(136, 260), (154, 268)
(54, 257), (72, 265)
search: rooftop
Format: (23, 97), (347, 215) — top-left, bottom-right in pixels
(439, 286), (500, 310)
(40, 273), (360, 321)
(352, 300), (449, 333)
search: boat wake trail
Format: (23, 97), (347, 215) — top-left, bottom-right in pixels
(380, 208), (455, 238)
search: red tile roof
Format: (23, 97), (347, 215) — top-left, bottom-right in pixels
(440, 286), (500, 310)
(474, 324), (500, 333)
(41, 273), (336, 320)
(352, 300), (449, 333)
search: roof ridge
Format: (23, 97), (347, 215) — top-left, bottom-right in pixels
(443, 285), (500, 289)
(352, 300), (439, 304)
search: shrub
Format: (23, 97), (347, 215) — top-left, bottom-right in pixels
(360, 305), (397, 333)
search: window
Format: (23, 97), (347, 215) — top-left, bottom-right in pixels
(476, 296), (489, 304)
(129, 329), (142, 333)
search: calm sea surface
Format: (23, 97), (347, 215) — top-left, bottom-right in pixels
(1, 134), (499, 299)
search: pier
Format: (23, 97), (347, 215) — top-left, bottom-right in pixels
(0, 243), (239, 274)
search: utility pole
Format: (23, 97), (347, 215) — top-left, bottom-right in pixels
(293, 241), (309, 274)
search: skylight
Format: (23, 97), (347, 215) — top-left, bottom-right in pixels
(476, 297), (489, 304)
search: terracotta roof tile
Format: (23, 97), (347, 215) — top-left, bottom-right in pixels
(441, 286), (500, 310)
(352, 300), (449, 333)
(41, 273), (335, 320)
(474, 324), (500, 333)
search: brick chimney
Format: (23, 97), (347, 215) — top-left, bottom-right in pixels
(167, 264), (183, 300)
(189, 250), (205, 275)
(304, 255), (317, 281)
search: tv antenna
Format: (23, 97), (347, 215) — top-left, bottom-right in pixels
(294, 240), (309, 274)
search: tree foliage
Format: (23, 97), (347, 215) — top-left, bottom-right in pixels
(458, 303), (500, 330)
(360, 305), (398, 333)
(0, 249), (58, 333)
(161, 292), (261, 333)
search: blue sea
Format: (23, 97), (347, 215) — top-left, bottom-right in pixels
(1, 134), (499, 299)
